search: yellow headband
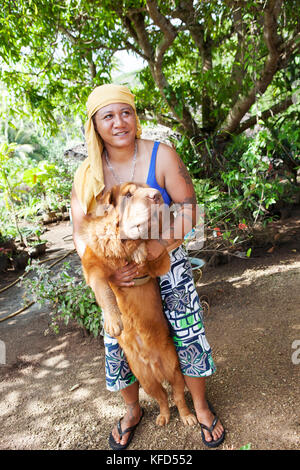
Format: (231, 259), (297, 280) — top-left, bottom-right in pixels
(74, 84), (142, 214)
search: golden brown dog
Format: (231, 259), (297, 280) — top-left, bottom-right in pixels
(80, 182), (196, 426)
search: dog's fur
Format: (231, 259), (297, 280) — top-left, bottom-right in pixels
(80, 182), (196, 426)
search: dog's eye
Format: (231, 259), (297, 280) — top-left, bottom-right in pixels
(125, 191), (132, 198)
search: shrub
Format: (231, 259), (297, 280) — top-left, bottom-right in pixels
(22, 261), (103, 337)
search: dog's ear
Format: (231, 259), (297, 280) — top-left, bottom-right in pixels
(100, 188), (114, 206)
(96, 186), (119, 217)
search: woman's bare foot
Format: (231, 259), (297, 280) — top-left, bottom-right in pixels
(111, 402), (143, 447)
(195, 403), (224, 443)
(183, 376), (224, 445)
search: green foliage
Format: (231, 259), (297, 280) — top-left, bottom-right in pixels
(170, 134), (204, 177)
(0, 141), (26, 243)
(0, 0), (122, 128)
(240, 443), (252, 450)
(21, 159), (74, 213)
(23, 161), (57, 187)
(22, 261), (103, 338)
(0, 145), (73, 239)
(190, 118), (299, 254)
(0, 121), (49, 161)
(0, 115), (80, 240)
(222, 123), (299, 214)
(0, 0), (299, 147)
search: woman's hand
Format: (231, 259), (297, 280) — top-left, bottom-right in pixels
(109, 262), (140, 287)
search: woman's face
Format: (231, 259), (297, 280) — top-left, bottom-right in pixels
(93, 102), (137, 148)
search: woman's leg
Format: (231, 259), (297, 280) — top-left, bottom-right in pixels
(105, 331), (142, 446)
(110, 381), (143, 446)
(159, 246), (224, 443)
(184, 376), (224, 443)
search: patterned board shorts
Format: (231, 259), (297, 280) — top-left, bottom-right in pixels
(104, 245), (216, 391)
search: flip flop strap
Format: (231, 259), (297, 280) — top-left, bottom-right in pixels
(116, 410), (144, 438)
(117, 420), (137, 437)
(200, 416), (218, 434)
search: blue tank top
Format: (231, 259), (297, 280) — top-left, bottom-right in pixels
(146, 141), (172, 205)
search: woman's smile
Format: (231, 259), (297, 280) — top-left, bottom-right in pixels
(93, 103), (137, 145)
(113, 130), (129, 136)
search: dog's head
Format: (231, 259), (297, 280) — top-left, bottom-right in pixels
(95, 182), (164, 240)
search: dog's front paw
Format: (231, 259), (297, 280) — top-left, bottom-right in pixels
(131, 242), (147, 264)
(156, 412), (170, 426)
(181, 413), (197, 426)
(104, 314), (124, 337)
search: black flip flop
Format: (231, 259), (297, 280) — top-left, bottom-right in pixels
(108, 408), (145, 450)
(199, 401), (225, 448)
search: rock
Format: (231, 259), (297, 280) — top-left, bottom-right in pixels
(13, 251), (29, 270)
(28, 243), (47, 258)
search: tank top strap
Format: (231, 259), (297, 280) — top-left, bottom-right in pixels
(146, 141), (172, 205)
(146, 141), (160, 184)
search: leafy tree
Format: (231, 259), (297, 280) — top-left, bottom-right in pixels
(0, 142), (26, 244)
(0, 0), (299, 177)
(0, 122), (49, 161)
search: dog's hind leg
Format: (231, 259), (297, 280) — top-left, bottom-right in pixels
(129, 357), (171, 426)
(171, 369), (197, 426)
(160, 350), (197, 426)
(136, 370), (170, 426)
(145, 380), (171, 426)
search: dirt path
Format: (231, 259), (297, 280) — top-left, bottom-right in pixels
(0, 218), (299, 451)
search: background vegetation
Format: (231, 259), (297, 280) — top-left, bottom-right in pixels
(0, 0), (299, 221)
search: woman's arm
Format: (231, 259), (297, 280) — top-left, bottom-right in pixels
(71, 185), (89, 259)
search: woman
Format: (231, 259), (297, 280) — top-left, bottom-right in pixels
(71, 84), (225, 449)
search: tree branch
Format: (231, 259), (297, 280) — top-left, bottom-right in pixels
(278, 31), (300, 69)
(87, 56), (97, 80)
(139, 111), (181, 131)
(58, 25), (77, 44)
(128, 5), (199, 136)
(127, 12), (154, 63)
(158, 0), (216, 132)
(229, 5), (247, 106)
(220, 0), (283, 136)
(121, 15), (150, 61)
(145, 0), (177, 68)
(235, 96), (293, 134)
